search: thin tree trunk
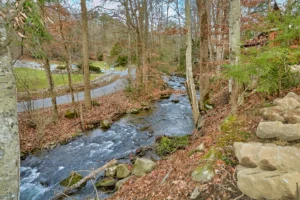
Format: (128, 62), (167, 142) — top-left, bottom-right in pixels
(81, 0), (92, 109)
(185, 0), (200, 124)
(44, 57), (58, 121)
(0, 16), (20, 200)
(229, 0), (241, 107)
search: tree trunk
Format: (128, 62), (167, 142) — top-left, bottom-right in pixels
(185, 0), (200, 124)
(196, 0), (210, 111)
(44, 57), (58, 121)
(81, 0), (92, 110)
(229, 0), (241, 107)
(0, 17), (20, 200)
(142, 0), (149, 87)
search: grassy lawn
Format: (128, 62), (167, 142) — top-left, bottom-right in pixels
(91, 61), (127, 71)
(14, 68), (103, 92)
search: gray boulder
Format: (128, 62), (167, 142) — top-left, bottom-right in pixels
(234, 142), (300, 171)
(132, 158), (156, 177)
(105, 165), (117, 177)
(259, 106), (285, 122)
(274, 97), (300, 111)
(283, 108), (300, 124)
(284, 92), (300, 102)
(256, 121), (300, 141)
(116, 177), (130, 191)
(237, 167), (300, 199)
(191, 164), (215, 183)
(116, 164), (131, 179)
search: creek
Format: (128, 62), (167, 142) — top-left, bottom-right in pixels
(20, 76), (194, 200)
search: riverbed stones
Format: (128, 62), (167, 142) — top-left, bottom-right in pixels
(237, 167), (300, 199)
(116, 177), (130, 191)
(234, 142), (300, 171)
(105, 165), (117, 177)
(256, 121), (300, 141)
(59, 172), (84, 187)
(160, 93), (171, 99)
(116, 164), (131, 179)
(130, 108), (140, 114)
(95, 177), (116, 187)
(101, 120), (112, 129)
(132, 158), (156, 177)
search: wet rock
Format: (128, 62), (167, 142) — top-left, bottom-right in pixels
(64, 109), (78, 119)
(160, 93), (171, 99)
(274, 97), (300, 111)
(116, 164), (131, 179)
(259, 106), (285, 122)
(132, 158), (156, 177)
(283, 108), (300, 124)
(234, 142), (300, 171)
(172, 99), (180, 103)
(190, 186), (201, 200)
(95, 177), (116, 187)
(256, 121), (300, 141)
(101, 120), (112, 129)
(237, 167), (300, 199)
(130, 108), (140, 114)
(191, 164), (215, 183)
(59, 172), (85, 187)
(116, 177), (130, 191)
(105, 165), (117, 177)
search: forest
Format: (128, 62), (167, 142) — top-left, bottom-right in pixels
(1, 0), (300, 199)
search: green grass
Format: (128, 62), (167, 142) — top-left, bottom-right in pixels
(91, 61), (127, 71)
(14, 68), (102, 92)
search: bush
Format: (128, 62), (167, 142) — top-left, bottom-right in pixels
(98, 53), (104, 61)
(76, 62), (101, 73)
(56, 65), (66, 70)
(116, 55), (128, 66)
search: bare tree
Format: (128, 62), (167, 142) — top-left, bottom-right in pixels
(229, 0), (241, 107)
(185, 0), (200, 124)
(81, 0), (92, 109)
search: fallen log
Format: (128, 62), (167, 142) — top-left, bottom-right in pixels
(52, 159), (118, 200)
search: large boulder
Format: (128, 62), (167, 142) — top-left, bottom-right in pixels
(116, 164), (131, 179)
(132, 158), (156, 177)
(237, 167), (300, 199)
(259, 106), (285, 122)
(256, 121), (300, 141)
(234, 142), (300, 171)
(284, 92), (300, 102)
(274, 97), (300, 111)
(283, 108), (300, 124)
(65, 109), (78, 119)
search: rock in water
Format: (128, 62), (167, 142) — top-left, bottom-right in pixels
(95, 177), (116, 187)
(116, 164), (131, 179)
(105, 165), (117, 177)
(101, 120), (112, 129)
(130, 108), (140, 114)
(59, 172), (85, 187)
(132, 158), (156, 177)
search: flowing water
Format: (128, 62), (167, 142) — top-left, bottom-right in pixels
(20, 76), (194, 200)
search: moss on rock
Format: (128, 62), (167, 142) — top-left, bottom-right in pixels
(156, 136), (189, 156)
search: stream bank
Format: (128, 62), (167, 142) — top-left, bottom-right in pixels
(20, 76), (194, 200)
